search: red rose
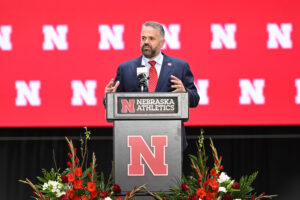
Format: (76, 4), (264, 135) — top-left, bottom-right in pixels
(99, 190), (109, 198)
(59, 194), (68, 200)
(181, 183), (189, 192)
(61, 175), (68, 183)
(232, 181), (240, 189)
(112, 184), (121, 193)
(188, 194), (199, 200)
(73, 196), (80, 200)
(223, 193), (233, 200)
(75, 167), (82, 177)
(114, 198), (122, 200)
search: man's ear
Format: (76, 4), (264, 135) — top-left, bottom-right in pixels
(160, 38), (165, 48)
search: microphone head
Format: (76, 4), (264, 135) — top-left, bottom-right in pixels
(137, 65), (147, 75)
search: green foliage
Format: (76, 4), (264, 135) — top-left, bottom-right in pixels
(36, 168), (61, 183)
(233, 171), (258, 199)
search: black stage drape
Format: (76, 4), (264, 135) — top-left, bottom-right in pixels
(1, 126), (299, 200)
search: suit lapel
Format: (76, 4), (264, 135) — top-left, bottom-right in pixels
(133, 56), (143, 91)
(156, 54), (172, 92)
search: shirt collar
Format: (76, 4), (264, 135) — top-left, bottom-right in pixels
(142, 52), (163, 66)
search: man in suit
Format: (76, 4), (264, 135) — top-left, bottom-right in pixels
(104, 21), (199, 150)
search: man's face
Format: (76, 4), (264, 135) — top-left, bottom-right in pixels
(140, 26), (165, 59)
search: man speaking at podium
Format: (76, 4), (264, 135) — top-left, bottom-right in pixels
(104, 21), (199, 150)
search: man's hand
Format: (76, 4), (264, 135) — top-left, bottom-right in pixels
(170, 75), (186, 92)
(105, 79), (120, 94)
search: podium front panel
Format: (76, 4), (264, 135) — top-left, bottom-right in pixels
(114, 120), (182, 193)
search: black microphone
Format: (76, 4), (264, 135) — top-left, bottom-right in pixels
(137, 65), (148, 92)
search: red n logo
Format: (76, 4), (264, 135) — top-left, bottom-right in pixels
(127, 135), (168, 176)
(121, 99), (135, 113)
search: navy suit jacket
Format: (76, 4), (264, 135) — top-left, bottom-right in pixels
(108, 53), (200, 150)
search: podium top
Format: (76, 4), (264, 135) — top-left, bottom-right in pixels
(106, 92), (189, 122)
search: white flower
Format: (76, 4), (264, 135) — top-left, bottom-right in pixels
(56, 191), (66, 197)
(42, 182), (49, 190)
(217, 172), (230, 183)
(104, 197), (112, 200)
(218, 186), (227, 193)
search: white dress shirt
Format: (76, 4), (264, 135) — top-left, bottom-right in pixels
(141, 52), (164, 78)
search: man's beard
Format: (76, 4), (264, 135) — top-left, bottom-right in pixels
(141, 44), (157, 58)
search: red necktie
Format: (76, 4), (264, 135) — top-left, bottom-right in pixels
(148, 60), (158, 92)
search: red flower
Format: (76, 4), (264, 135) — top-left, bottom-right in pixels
(205, 190), (216, 200)
(67, 161), (73, 169)
(73, 196), (80, 200)
(112, 184), (121, 193)
(61, 175), (68, 183)
(81, 196), (88, 200)
(73, 179), (84, 189)
(181, 183), (189, 192)
(66, 188), (74, 199)
(114, 197), (122, 200)
(208, 178), (219, 192)
(59, 194), (68, 200)
(210, 168), (217, 177)
(89, 191), (98, 199)
(87, 182), (97, 192)
(66, 172), (75, 183)
(223, 193), (233, 200)
(99, 190), (109, 198)
(196, 187), (206, 199)
(232, 181), (240, 189)
(75, 167), (82, 177)
(188, 194), (199, 200)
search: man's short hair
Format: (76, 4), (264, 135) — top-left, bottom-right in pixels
(142, 21), (165, 39)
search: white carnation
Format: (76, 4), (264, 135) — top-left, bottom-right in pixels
(217, 172), (230, 183)
(104, 197), (112, 200)
(218, 186), (227, 193)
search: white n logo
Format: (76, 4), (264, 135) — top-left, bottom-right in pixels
(162, 24), (181, 50)
(267, 23), (293, 49)
(43, 25), (69, 50)
(239, 79), (265, 105)
(99, 25), (124, 50)
(296, 79), (300, 104)
(71, 80), (97, 106)
(196, 79), (209, 105)
(211, 24), (237, 49)
(0, 25), (12, 51)
(15, 81), (41, 106)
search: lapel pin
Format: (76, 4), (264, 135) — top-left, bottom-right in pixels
(168, 62), (172, 66)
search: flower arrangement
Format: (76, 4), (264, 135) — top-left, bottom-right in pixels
(154, 130), (277, 200)
(20, 128), (277, 200)
(20, 127), (145, 200)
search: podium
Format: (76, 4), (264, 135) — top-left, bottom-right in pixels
(106, 92), (189, 198)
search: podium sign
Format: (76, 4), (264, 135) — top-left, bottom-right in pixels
(106, 93), (189, 196)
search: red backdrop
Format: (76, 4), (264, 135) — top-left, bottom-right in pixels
(1, 0), (300, 127)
